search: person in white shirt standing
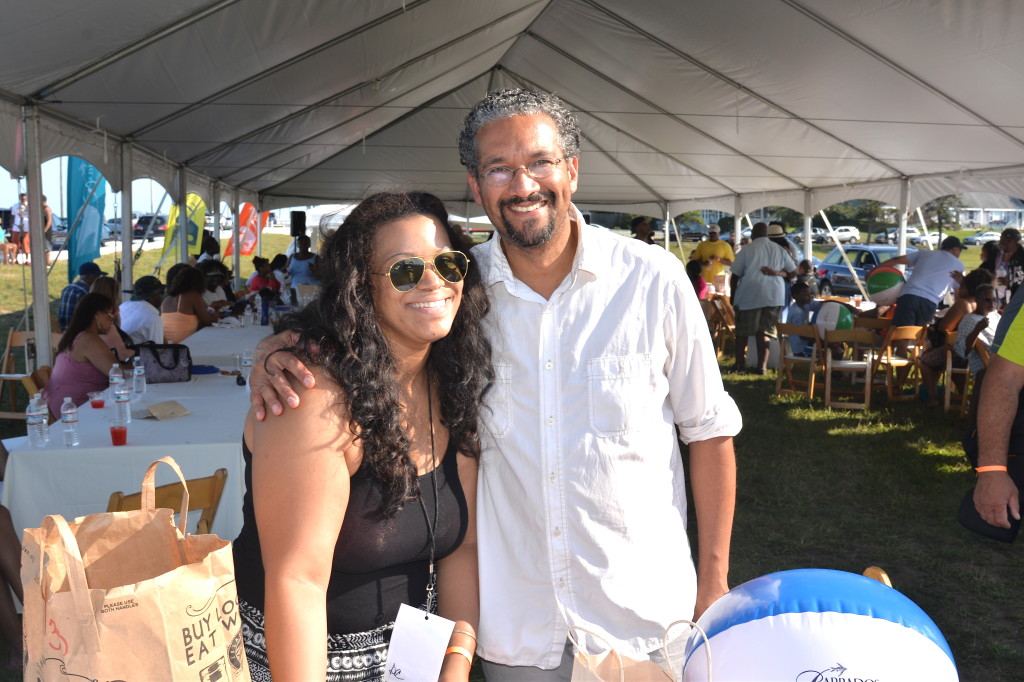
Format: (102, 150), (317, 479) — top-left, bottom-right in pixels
(119, 275), (165, 345)
(248, 89), (741, 681)
(9, 193), (28, 264)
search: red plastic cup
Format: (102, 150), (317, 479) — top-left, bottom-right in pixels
(109, 425), (127, 446)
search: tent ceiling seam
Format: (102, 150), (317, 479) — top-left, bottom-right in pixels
(182, 2), (542, 167)
(228, 50), (511, 188)
(257, 71), (489, 199)
(506, 68), (726, 196)
(35, 0), (243, 100)
(526, 31), (807, 191)
(780, 0), (1024, 151)
(132, 0), (440, 139)
(581, 0), (904, 178)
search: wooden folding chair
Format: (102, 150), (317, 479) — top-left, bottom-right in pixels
(709, 296), (737, 358)
(774, 323), (824, 399)
(873, 325), (927, 402)
(824, 328), (877, 410)
(941, 331), (972, 415)
(107, 468), (228, 535)
(20, 366), (55, 422)
(2, 330), (62, 415)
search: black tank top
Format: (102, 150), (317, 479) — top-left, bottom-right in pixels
(233, 436), (469, 634)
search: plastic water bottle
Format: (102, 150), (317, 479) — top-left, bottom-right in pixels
(108, 363), (124, 400)
(260, 297), (270, 325)
(132, 355), (147, 396)
(26, 393), (48, 448)
(61, 397), (80, 447)
(114, 382), (132, 424)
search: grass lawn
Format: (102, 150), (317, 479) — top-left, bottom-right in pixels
(0, 231), (1017, 680)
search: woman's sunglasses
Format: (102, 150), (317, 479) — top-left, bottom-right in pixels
(375, 251), (470, 292)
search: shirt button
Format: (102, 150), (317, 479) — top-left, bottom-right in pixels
(553, 527), (561, 537)
(558, 577), (566, 588)
(547, 416), (554, 426)
(545, 361), (553, 370)
(549, 472), (556, 483)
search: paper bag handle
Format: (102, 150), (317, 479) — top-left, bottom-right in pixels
(37, 515), (103, 654)
(662, 619), (712, 682)
(141, 456), (190, 536)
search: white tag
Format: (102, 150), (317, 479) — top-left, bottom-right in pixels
(383, 603), (454, 682)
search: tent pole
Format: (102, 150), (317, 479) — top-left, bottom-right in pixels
(803, 192), (812, 261)
(120, 143), (133, 302)
(256, 196), (263, 258)
(232, 189), (241, 289)
(663, 203), (670, 251)
(178, 168), (188, 265)
(734, 195), (742, 249)
(898, 178), (909, 257)
(25, 105), (53, 368)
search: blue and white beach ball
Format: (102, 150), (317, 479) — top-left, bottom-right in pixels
(681, 569), (957, 681)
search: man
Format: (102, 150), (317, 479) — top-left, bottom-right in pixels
(8, 193), (28, 264)
(879, 235), (966, 327)
(973, 282), (1024, 529)
(119, 275), (165, 344)
(731, 221), (796, 374)
(58, 261), (106, 330)
(690, 224), (734, 283)
(252, 89), (740, 680)
(630, 216), (655, 244)
(995, 227), (1024, 304)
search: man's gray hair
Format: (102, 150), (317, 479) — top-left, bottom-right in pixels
(458, 88), (581, 176)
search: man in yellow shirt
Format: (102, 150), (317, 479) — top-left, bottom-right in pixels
(690, 225), (735, 283)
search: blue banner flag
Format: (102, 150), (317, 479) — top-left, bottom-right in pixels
(66, 157), (106, 283)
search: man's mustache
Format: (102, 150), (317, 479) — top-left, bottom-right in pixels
(500, 192), (555, 209)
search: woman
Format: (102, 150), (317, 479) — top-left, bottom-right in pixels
(287, 234), (319, 286)
(161, 266), (218, 343)
(232, 191), (491, 681)
(42, 293), (131, 416)
(248, 256), (281, 294)
(90, 275), (135, 361)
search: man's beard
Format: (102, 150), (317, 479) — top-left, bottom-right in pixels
(497, 192), (557, 248)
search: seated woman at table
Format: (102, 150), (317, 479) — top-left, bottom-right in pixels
(231, 191), (490, 681)
(161, 265), (219, 343)
(248, 256), (281, 294)
(90, 275), (135, 361)
(43, 293), (131, 416)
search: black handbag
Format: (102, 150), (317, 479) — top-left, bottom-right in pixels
(134, 342), (192, 383)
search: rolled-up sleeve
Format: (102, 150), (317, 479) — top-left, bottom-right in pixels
(664, 279), (743, 443)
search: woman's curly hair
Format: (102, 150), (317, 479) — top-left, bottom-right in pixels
(275, 191), (493, 517)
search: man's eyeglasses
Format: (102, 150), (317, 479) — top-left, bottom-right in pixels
(478, 158), (563, 187)
(979, 297), (997, 303)
(375, 251), (470, 292)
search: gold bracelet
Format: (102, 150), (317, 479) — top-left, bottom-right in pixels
(452, 628), (477, 643)
(445, 645), (473, 664)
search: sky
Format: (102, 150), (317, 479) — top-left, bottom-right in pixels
(0, 156), (294, 221)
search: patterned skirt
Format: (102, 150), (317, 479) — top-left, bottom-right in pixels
(239, 599), (393, 682)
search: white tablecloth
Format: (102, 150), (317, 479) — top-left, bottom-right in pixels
(184, 323), (273, 368)
(0, 326), (271, 539)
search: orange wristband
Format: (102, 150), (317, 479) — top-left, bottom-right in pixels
(976, 465), (1008, 473)
(445, 645), (473, 664)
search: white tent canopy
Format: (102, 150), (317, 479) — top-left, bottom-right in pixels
(3, 0), (1024, 360)
(3, 0), (1024, 216)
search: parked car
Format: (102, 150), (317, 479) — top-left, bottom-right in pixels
(911, 232), (940, 247)
(831, 225), (861, 243)
(815, 244), (914, 297)
(49, 217), (118, 249)
(963, 231), (1000, 245)
(873, 227), (920, 244)
(133, 214), (168, 240)
(791, 227), (828, 244)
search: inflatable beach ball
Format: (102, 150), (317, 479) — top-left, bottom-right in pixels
(866, 265), (906, 306)
(681, 569), (957, 682)
(813, 301), (855, 337)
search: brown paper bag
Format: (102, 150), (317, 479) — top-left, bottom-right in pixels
(569, 621), (706, 682)
(21, 456), (250, 682)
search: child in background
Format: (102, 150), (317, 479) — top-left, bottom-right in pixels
(686, 259), (708, 299)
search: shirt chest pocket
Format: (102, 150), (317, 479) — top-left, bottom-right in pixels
(587, 354), (654, 436)
(484, 361), (512, 439)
